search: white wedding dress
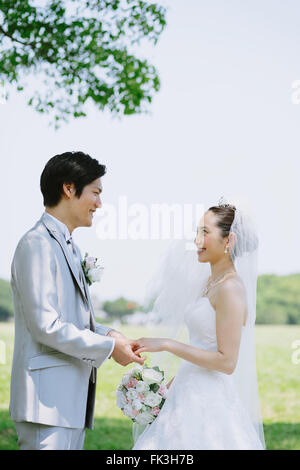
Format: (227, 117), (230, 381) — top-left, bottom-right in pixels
(133, 296), (264, 450)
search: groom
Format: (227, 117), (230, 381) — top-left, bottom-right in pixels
(9, 151), (144, 450)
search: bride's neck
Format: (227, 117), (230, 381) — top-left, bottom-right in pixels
(209, 257), (235, 280)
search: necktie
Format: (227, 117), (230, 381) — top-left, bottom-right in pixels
(67, 237), (84, 286)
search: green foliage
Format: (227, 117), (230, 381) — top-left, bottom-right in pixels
(256, 274), (300, 325)
(149, 382), (159, 393)
(102, 296), (141, 319)
(0, 0), (167, 126)
(0, 279), (13, 322)
(1, 273), (300, 324)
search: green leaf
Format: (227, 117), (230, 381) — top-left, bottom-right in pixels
(149, 383), (160, 393)
(0, 0), (166, 126)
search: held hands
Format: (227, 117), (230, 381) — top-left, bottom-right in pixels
(107, 330), (146, 367)
(133, 338), (174, 389)
(132, 337), (167, 355)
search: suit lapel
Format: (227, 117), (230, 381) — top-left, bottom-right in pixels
(41, 213), (88, 304)
(76, 249), (96, 332)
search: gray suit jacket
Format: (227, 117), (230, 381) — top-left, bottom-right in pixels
(9, 213), (115, 429)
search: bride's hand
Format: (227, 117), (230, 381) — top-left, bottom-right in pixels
(133, 337), (167, 354)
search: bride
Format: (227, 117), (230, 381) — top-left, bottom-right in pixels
(132, 201), (265, 450)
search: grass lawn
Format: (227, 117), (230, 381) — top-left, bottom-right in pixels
(0, 322), (299, 450)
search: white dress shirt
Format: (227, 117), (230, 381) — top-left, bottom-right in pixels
(44, 212), (83, 282)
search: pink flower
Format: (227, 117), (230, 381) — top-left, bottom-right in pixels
(152, 407), (160, 416)
(158, 385), (167, 396)
(132, 409), (140, 417)
(138, 393), (144, 402)
(86, 257), (95, 269)
(126, 378), (138, 389)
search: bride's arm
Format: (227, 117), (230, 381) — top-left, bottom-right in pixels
(166, 377), (175, 389)
(135, 281), (245, 376)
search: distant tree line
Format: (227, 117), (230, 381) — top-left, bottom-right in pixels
(102, 297), (141, 320)
(1, 274), (300, 324)
(256, 274), (300, 325)
(0, 279), (14, 321)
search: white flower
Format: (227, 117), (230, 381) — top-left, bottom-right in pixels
(88, 266), (103, 282)
(135, 381), (150, 393)
(131, 399), (143, 411)
(130, 364), (143, 375)
(82, 253), (104, 285)
(126, 389), (139, 401)
(121, 374), (131, 385)
(142, 368), (163, 384)
(116, 390), (127, 408)
(123, 404), (135, 419)
(135, 411), (155, 425)
(143, 391), (162, 408)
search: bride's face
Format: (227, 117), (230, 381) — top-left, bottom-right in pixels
(194, 211), (227, 263)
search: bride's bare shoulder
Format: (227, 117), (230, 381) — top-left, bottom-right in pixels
(214, 274), (247, 308)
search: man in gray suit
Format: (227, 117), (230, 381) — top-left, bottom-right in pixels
(9, 151), (145, 450)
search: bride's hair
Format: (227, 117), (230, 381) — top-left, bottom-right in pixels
(208, 203), (258, 257)
(207, 204), (236, 239)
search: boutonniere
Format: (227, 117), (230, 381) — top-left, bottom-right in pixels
(81, 253), (104, 286)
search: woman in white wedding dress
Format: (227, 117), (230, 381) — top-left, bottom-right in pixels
(132, 202), (265, 450)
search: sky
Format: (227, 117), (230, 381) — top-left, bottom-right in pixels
(0, 0), (300, 303)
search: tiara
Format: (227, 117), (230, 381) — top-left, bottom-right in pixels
(218, 197), (236, 210)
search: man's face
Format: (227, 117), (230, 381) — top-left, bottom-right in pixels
(70, 178), (102, 228)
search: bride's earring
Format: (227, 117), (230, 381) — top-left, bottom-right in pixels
(224, 245), (228, 254)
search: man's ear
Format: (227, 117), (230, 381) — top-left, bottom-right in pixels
(62, 182), (75, 199)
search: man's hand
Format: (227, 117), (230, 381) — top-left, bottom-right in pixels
(107, 330), (146, 367)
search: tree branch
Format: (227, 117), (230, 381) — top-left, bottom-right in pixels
(0, 25), (36, 47)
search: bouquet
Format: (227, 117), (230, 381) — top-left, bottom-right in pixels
(81, 253), (104, 286)
(116, 364), (168, 426)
